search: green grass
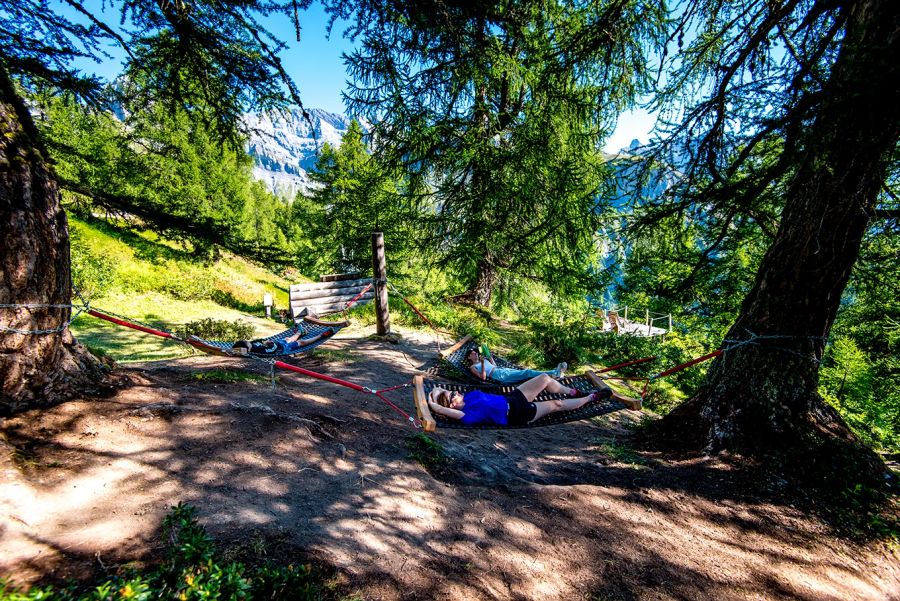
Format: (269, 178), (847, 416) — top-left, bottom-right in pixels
(405, 433), (452, 474)
(596, 440), (648, 467)
(193, 369), (268, 384)
(68, 216), (298, 362)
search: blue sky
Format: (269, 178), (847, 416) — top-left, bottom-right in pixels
(70, 2), (654, 152)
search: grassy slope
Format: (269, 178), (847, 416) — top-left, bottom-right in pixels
(68, 217), (304, 362)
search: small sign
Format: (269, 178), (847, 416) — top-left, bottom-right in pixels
(263, 293), (273, 307)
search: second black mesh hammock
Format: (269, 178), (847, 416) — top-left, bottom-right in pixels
(184, 316), (349, 358)
(440, 335), (532, 383)
(412, 371), (641, 432)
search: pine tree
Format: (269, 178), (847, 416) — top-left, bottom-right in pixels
(0, 0), (312, 412)
(328, 0), (666, 305)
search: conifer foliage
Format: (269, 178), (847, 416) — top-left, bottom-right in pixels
(326, 0), (666, 305)
(0, 0), (311, 412)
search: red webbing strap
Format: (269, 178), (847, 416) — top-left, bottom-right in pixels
(273, 361), (420, 428)
(345, 282), (374, 310)
(598, 356), (657, 374)
(640, 349), (722, 401)
(389, 289), (451, 354)
(641, 349), (723, 401)
(652, 349), (722, 380)
(88, 309), (173, 339)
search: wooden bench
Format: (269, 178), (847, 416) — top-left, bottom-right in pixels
(289, 273), (375, 318)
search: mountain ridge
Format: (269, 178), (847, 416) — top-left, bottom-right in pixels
(245, 107), (354, 198)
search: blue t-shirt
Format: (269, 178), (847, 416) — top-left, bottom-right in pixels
(460, 390), (509, 426)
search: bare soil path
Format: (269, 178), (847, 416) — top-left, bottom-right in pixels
(1, 324), (898, 600)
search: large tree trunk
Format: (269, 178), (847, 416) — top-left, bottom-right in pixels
(470, 257), (498, 307)
(652, 0), (900, 454)
(0, 68), (110, 414)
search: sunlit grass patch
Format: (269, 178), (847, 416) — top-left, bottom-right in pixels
(70, 291), (285, 363)
(193, 369), (268, 384)
(596, 440), (648, 468)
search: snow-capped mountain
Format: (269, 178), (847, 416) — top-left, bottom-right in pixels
(245, 108), (354, 198)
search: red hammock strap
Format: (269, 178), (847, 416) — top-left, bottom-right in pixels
(652, 349), (722, 380)
(345, 282), (373, 311)
(641, 379), (651, 400)
(88, 309), (174, 339)
(273, 361), (420, 428)
(598, 355), (657, 374)
(638, 350), (723, 401)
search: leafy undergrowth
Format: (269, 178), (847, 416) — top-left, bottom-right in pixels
(0, 504), (351, 601)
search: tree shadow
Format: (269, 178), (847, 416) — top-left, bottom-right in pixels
(1, 333), (894, 599)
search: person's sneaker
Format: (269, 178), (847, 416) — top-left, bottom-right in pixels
(555, 361), (567, 377)
(590, 388), (613, 402)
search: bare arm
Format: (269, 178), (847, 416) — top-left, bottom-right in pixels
(427, 400), (465, 420)
(469, 363), (485, 380)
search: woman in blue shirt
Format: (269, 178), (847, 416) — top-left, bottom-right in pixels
(427, 374), (620, 426)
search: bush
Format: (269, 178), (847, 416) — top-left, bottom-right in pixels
(0, 503), (327, 600)
(175, 318), (256, 342)
(70, 236), (116, 298)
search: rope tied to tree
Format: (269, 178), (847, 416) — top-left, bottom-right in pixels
(0, 289), (92, 335)
(721, 329), (828, 364)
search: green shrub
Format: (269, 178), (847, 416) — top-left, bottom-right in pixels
(0, 503), (329, 600)
(70, 236), (116, 298)
(819, 336), (897, 451)
(175, 318), (256, 342)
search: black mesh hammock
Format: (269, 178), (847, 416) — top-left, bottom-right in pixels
(411, 372), (640, 431)
(440, 335), (534, 383)
(184, 316), (348, 358)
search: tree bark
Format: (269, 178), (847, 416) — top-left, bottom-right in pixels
(471, 257), (498, 307)
(0, 67), (110, 414)
(652, 0), (900, 454)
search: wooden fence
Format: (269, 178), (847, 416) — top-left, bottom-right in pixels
(289, 273), (374, 317)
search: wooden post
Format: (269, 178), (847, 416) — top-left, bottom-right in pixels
(372, 231), (391, 335)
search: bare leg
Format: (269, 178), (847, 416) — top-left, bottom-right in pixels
(530, 393), (596, 422)
(516, 374), (559, 402)
(516, 373), (579, 401)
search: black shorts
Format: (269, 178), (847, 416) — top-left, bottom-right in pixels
(506, 389), (538, 425)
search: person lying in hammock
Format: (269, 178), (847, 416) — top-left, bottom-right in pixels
(231, 327), (334, 356)
(427, 374), (623, 426)
(467, 348), (567, 384)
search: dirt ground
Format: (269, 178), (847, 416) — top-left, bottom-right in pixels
(1, 324), (898, 600)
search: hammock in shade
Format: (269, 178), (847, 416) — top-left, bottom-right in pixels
(411, 371), (641, 432)
(185, 316), (349, 358)
(440, 335), (534, 383)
